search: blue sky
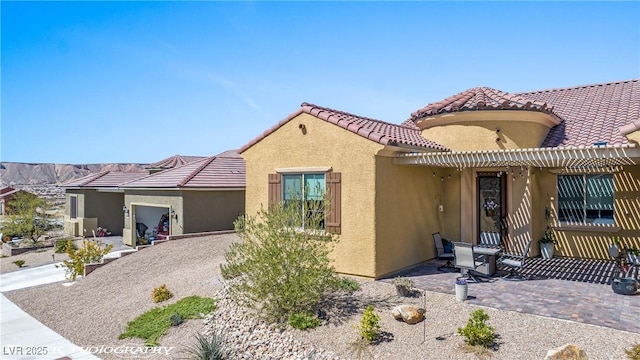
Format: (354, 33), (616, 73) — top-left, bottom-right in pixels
(2, 1), (639, 164)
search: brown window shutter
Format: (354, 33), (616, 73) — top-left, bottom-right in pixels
(326, 172), (341, 234)
(268, 173), (281, 208)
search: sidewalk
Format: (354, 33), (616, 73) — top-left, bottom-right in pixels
(0, 264), (99, 360)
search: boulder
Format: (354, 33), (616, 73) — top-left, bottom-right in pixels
(391, 305), (424, 324)
(544, 344), (588, 360)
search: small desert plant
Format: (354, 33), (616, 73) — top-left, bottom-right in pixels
(457, 309), (495, 348)
(348, 336), (373, 360)
(183, 332), (224, 360)
(355, 305), (381, 343)
(59, 239), (113, 281)
(12, 259), (25, 268)
(288, 311), (321, 330)
(626, 342), (640, 360)
(335, 277), (360, 292)
(170, 313), (184, 327)
(54, 239), (76, 253)
(152, 284), (174, 303)
(393, 276), (414, 288)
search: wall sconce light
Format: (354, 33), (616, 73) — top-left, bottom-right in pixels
(123, 205), (130, 218)
(171, 209), (178, 220)
(298, 123), (307, 135)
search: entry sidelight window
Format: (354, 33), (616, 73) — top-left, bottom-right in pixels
(557, 174), (614, 224)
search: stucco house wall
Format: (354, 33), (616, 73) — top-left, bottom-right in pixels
(182, 190), (245, 233)
(374, 157), (443, 278)
(242, 112), (384, 277)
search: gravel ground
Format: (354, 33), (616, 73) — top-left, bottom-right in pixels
(5, 233), (640, 359)
(0, 246), (70, 273)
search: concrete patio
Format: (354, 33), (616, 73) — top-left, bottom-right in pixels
(383, 256), (640, 334)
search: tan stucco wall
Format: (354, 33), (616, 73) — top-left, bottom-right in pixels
(83, 191), (125, 236)
(242, 112), (385, 278)
(65, 190), (85, 218)
(182, 190), (245, 233)
(537, 166), (640, 259)
(124, 190), (184, 246)
(419, 111), (554, 151)
(374, 160), (453, 277)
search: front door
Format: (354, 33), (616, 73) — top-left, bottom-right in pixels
(477, 173), (506, 247)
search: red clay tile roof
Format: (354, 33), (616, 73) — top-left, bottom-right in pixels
(146, 155), (208, 170)
(410, 87), (557, 120)
(409, 79), (640, 147)
(121, 150), (245, 189)
(517, 79), (640, 147)
(61, 171), (147, 187)
(240, 102), (448, 153)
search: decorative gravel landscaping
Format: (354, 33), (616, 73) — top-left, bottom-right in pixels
(4, 233), (639, 359)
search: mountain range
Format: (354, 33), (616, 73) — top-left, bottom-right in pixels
(0, 162), (147, 186)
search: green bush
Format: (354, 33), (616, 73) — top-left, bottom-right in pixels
(184, 332), (224, 360)
(58, 239), (112, 281)
(457, 309), (495, 347)
(288, 312), (321, 330)
(170, 313), (184, 327)
(54, 239), (76, 253)
(120, 296), (215, 346)
(12, 259), (25, 268)
(335, 277), (360, 293)
(152, 284), (174, 303)
(356, 305), (380, 343)
(221, 195), (340, 323)
(2, 192), (52, 243)
(626, 343), (640, 360)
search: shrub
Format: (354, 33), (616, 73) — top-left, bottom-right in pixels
(59, 239), (113, 281)
(335, 277), (360, 293)
(393, 276), (414, 289)
(54, 239), (76, 253)
(120, 296), (215, 346)
(170, 313), (184, 327)
(348, 336), (372, 360)
(1, 192), (52, 243)
(356, 305), (381, 343)
(288, 312), (321, 330)
(12, 259), (25, 268)
(457, 309), (495, 347)
(184, 332), (224, 360)
(152, 284), (174, 303)
(626, 343), (640, 360)
(221, 196), (339, 323)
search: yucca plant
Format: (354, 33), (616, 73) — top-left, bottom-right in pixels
(183, 332), (224, 360)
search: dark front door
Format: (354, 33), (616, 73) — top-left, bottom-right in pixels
(477, 173), (506, 246)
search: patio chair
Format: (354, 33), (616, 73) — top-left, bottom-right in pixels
(497, 239), (532, 281)
(434, 232), (455, 271)
(452, 242), (485, 282)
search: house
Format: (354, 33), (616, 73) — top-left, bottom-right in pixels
(0, 187), (34, 215)
(119, 150), (245, 246)
(240, 79), (640, 279)
(61, 172), (148, 236)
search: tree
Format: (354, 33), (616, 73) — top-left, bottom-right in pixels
(2, 191), (52, 244)
(221, 194), (340, 324)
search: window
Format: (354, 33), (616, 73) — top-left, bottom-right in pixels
(557, 174), (614, 224)
(282, 173), (326, 229)
(70, 196), (77, 219)
(268, 172), (341, 234)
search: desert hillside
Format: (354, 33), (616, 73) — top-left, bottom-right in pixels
(0, 162), (147, 204)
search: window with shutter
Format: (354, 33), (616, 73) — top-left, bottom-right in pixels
(267, 171), (341, 234)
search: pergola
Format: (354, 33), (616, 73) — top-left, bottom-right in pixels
(394, 144), (640, 170)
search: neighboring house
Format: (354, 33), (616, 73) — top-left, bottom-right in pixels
(0, 187), (33, 215)
(119, 150), (245, 246)
(61, 172), (148, 236)
(240, 79), (640, 279)
(145, 154), (208, 174)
